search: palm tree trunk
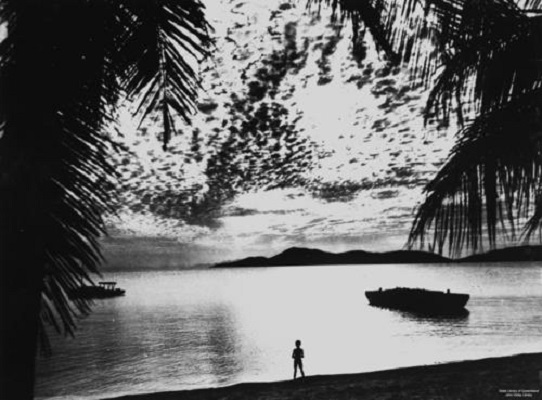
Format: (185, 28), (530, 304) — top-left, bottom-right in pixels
(1, 2), (52, 388)
(0, 238), (43, 400)
(1, 151), (45, 399)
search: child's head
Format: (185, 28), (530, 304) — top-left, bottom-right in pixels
(295, 339), (301, 347)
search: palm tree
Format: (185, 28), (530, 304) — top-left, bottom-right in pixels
(312, 0), (542, 256)
(1, 0), (540, 398)
(0, 1), (210, 398)
(404, 0), (542, 255)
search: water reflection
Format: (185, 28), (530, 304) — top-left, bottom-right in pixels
(35, 264), (542, 400)
(397, 308), (470, 321)
(399, 309), (470, 338)
(199, 305), (244, 385)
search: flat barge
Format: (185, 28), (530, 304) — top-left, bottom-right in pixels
(365, 287), (469, 315)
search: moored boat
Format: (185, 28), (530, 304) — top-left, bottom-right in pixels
(69, 281), (126, 299)
(365, 287), (469, 315)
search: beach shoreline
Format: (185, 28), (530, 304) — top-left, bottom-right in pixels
(104, 352), (542, 400)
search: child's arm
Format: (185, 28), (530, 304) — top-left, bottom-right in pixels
(301, 349), (304, 358)
(292, 350), (295, 359)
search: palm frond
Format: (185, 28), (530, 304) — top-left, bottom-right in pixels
(516, 0), (542, 10)
(0, 0), (122, 355)
(1, 0), (212, 367)
(1, 0), (213, 362)
(307, 0), (399, 62)
(523, 192), (542, 240)
(408, 89), (542, 256)
(314, 1), (541, 120)
(425, 2), (542, 124)
(116, 0), (211, 150)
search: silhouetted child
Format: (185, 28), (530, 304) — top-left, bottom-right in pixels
(292, 339), (305, 379)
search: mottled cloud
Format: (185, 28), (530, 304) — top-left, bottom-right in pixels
(104, 0), (455, 266)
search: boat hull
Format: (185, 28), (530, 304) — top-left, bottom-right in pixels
(68, 286), (126, 299)
(365, 288), (469, 315)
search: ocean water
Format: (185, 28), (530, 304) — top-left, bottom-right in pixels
(35, 263), (542, 399)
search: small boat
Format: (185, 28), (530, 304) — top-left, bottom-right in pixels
(69, 281), (126, 299)
(365, 287), (469, 315)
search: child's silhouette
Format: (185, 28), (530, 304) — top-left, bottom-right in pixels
(292, 339), (305, 379)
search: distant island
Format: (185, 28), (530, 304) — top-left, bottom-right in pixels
(213, 245), (542, 268)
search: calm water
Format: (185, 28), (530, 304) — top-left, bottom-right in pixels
(35, 263), (542, 399)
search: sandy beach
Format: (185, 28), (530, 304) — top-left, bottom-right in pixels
(105, 353), (541, 400)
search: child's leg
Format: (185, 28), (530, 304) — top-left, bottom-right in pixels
(299, 361), (305, 378)
(293, 360), (297, 379)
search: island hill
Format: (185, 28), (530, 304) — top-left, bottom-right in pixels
(213, 245), (542, 268)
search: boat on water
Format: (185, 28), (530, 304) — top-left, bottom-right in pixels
(69, 281), (126, 299)
(365, 287), (469, 315)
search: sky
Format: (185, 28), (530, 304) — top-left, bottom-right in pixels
(102, 0), (457, 268)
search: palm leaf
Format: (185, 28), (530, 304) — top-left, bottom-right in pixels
(322, 1), (542, 116)
(1, 0), (212, 365)
(309, 0), (453, 85)
(307, 0), (400, 62)
(0, 0), (125, 358)
(425, 2), (542, 124)
(523, 192), (542, 240)
(116, 0), (211, 150)
(408, 89), (542, 256)
(0, 2), (208, 396)
(309, 0), (542, 253)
